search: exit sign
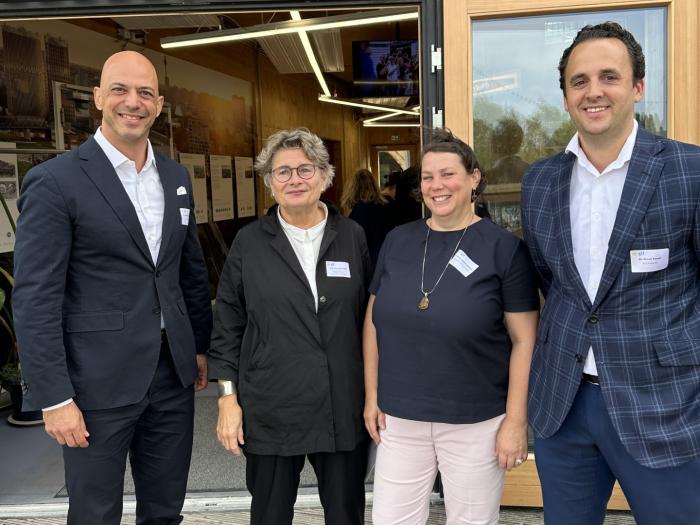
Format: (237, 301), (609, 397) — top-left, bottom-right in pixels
(390, 134), (401, 143)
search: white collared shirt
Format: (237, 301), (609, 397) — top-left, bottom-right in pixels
(567, 120), (639, 375)
(94, 128), (164, 265)
(278, 203), (328, 312)
(45, 130), (166, 412)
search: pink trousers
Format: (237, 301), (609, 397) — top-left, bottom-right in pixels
(372, 413), (506, 525)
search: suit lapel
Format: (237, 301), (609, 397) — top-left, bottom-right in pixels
(79, 137), (153, 266)
(156, 156), (179, 267)
(554, 153), (592, 308)
(593, 129), (665, 308)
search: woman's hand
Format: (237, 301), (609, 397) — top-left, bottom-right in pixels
(217, 395), (245, 455)
(364, 398), (386, 445)
(495, 415), (528, 471)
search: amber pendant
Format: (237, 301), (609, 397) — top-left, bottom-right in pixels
(418, 294), (429, 310)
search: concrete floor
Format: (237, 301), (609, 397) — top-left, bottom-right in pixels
(0, 385), (636, 524)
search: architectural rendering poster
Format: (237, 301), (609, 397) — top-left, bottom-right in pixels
(0, 142), (19, 253)
(209, 154), (234, 221)
(234, 156), (255, 218)
(179, 153), (208, 224)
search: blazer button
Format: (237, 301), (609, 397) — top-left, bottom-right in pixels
(319, 296), (327, 303)
(152, 307), (161, 315)
(575, 354), (583, 363)
(588, 315), (598, 324)
(155, 270), (161, 278)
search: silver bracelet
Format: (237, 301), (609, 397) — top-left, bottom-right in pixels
(217, 380), (236, 397)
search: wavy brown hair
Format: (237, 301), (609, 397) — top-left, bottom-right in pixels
(340, 168), (385, 214)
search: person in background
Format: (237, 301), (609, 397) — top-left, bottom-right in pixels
(364, 129), (539, 524)
(522, 21), (700, 525)
(341, 168), (393, 268)
(208, 128), (371, 525)
(13, 51), (212, 525)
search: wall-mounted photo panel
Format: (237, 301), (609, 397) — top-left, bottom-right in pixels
(179, 153), (208, 224)
(210, 154), (234, 221)
(0, 143), (19, 253)
(234, 156), (255, 218)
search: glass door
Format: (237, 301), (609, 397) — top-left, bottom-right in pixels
(443, 0), (700, 509)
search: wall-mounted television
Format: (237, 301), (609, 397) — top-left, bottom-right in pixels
(352, 40), (419, 98)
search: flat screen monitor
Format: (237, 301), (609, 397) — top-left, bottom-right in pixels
(352, 40), (419, 98)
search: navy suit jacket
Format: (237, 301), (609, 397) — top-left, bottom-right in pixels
(13, 136), (212, 411)
(522, 127), (700, 468)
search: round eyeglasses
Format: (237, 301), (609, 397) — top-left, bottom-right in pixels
(271, 164), (317, 183)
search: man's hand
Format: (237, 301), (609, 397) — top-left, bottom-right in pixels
(194, 354), (208, 392)
(43, 401), (89, 448)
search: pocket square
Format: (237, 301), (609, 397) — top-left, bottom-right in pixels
(176, 186), (187, 195)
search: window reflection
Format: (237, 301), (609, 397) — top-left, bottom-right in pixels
(472, 8), (667, 235)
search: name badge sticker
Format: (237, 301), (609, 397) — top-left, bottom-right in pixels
(179, 208), (190, 226)
(630, 248), (669, 273)
(326, 261), (351, 278)
(449, 249), (479, 278)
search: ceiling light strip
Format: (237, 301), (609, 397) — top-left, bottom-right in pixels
(290, 11), (331, 97)
(363, 111), (405, 123)
(318, 96), (419, 116)
(363, 122), (421, 128)
(161, 9), (417, 49)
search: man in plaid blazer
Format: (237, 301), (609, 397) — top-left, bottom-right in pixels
(521, 22), (700, 524)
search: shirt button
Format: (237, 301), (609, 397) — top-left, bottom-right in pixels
(592, 212), (601, 221)
(319, 296), (327, 303)
(152, 307), (161, 315)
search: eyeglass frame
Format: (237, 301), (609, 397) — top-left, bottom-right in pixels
(270, 163), (318, 183)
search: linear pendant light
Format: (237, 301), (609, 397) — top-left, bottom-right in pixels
(161, 9), (418, 49)
(318, 95), (419, 116)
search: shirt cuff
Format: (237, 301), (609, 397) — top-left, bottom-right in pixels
(42, 398), (73, 412)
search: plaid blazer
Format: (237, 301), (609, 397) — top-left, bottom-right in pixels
(521, 127), (700, 468)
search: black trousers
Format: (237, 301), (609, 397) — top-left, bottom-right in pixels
(245, 441), (368, 525)
(63, 339), (194, 525)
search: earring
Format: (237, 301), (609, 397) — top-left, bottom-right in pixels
(471, 189), (477, 202)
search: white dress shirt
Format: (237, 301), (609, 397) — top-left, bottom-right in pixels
(44, 129), (165, 411)
(278, 203), (328, 312)
(567, 120), (638, 375)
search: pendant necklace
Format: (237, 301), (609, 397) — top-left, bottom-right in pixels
(419, 217), (473, 310)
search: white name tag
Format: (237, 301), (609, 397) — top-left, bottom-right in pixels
(179, 208), (190, 226)
(630, 248), (669, 273)
(326, 261), (351, 278)
(449, 249), (479, 278)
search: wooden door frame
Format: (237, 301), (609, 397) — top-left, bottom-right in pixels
(444, 0), (700, 145)
(444, 0), (700, 509)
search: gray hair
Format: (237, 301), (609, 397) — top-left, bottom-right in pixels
(254, 127), (335, 189)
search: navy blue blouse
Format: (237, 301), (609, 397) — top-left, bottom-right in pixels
(370, 218), (539, 424)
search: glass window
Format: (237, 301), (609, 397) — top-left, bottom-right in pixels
(471, 8), (667, 235)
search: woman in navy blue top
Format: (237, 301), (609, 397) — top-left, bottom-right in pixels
(363, 130), (539, 524)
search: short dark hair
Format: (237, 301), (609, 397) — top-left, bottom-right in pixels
(421, 129), (486, 197)
(558, 21), (645, 93)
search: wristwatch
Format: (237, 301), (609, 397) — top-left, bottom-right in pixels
(217, 380), (236, 397)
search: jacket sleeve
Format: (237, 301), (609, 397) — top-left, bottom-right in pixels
(178, 169), (213, 354)
(207, 232), (247, 384)
(13, 166), (76, 409)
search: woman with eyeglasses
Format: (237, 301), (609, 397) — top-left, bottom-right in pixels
(208, 128), (371, 525)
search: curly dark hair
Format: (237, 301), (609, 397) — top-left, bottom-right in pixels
(558, 21), (645, 93)
(421, 128), (486, 197)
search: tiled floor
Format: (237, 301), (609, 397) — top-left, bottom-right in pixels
(0, 505), (637, 524)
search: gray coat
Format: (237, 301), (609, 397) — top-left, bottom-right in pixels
(208, 204), (371, 455)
